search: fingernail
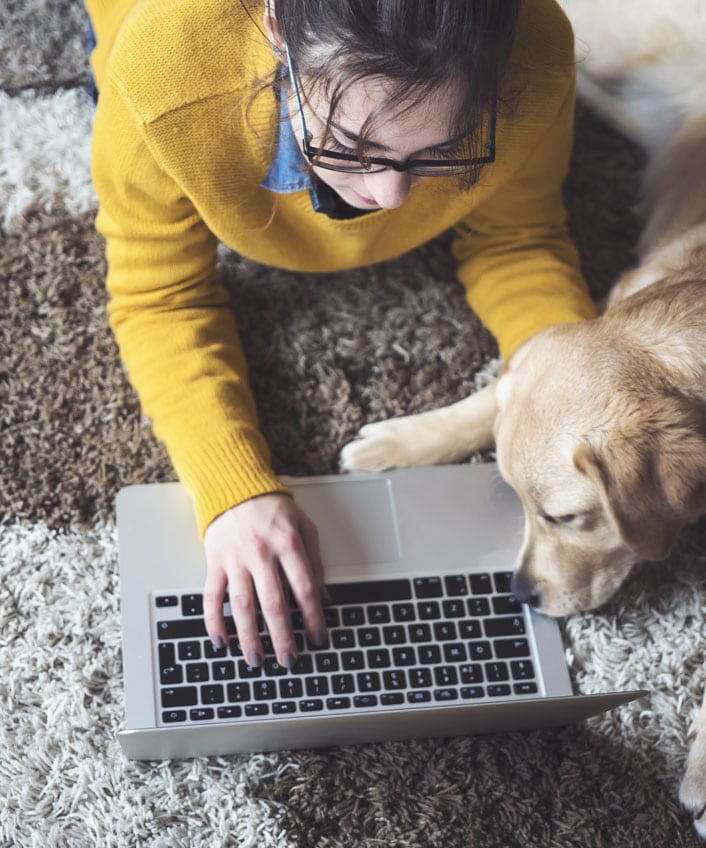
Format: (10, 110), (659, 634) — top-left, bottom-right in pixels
(211, 635), (225, 650)
(311, 629), (328, 647)
(247, 651), (263, 668)
(281, 651), (297, 670)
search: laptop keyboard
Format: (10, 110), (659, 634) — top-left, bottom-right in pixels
(153, 571), (539, 725)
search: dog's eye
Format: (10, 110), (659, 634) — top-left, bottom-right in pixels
(541, 513), (576, 525)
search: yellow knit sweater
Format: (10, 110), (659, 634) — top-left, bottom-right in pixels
(87, 0), (596, 534)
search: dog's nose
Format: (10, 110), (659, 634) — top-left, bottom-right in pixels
(511, 571), (542, 608)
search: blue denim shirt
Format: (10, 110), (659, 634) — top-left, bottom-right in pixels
(260, 87), (370, 220)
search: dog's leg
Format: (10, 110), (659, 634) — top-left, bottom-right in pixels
(680, 689), (706, 838)
(339, 382), (498, 472)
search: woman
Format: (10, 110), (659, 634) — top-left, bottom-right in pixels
(86, 0), (595, 672)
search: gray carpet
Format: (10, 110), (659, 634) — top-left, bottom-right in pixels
(1, 2), (704, 846)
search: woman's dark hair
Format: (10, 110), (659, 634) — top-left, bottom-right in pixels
(269, 0), (522, 185)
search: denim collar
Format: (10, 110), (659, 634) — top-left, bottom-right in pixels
(260, 85), (371, 220)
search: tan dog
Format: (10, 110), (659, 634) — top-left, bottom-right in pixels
(340, 0), (706, 834)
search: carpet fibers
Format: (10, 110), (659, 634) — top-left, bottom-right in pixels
(1, 3), (704, 846)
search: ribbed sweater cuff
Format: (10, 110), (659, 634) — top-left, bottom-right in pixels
(172, 435), (290, 537)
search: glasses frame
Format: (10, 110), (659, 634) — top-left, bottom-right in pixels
(283, 43), (496, 177)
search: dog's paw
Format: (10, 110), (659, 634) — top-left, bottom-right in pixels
(340, 418), (424, 472)
(680, 720), (706, 838)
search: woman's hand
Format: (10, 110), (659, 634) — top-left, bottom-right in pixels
(202, 493), (328, 670)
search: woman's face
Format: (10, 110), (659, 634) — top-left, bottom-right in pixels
(289, 75), (463, 211)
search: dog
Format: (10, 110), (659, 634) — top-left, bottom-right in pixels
(340, 0), (706, 835)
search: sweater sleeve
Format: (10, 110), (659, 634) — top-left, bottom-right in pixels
(451, 72), (597, 361)
(93, 75), (288, 535)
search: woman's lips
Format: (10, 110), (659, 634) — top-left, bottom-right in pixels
(352, 190), (379, 207)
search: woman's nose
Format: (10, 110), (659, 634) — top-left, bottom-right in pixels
(362, 169), (413, 209)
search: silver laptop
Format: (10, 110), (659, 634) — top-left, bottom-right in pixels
(116, 463), (646, 760)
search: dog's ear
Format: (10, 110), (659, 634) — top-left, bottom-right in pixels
(573, 395), (706, 561)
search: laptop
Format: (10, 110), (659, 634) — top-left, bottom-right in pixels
(115, 462), (646, 760)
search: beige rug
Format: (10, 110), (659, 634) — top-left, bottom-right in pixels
(1, 3), (705, 846)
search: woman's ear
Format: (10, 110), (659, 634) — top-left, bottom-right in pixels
(263, 0), (284, 50)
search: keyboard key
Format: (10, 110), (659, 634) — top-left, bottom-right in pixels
(486, 662), (509, 682)
(358, 627), (382, 647)
(442, 599), (466, 618)
(413, 577), (443, 598)
(158, 643), (176, 667)
(245, 704), (269, 716)
(487, 684), (512, 698)
(461, 686), (484, 699)
(514, 682), (538, 695)
(467, 598), (491, 617)
(381, 693), (404, 706)
(493, 572), (514, 594)
(157, 619), (207, 640)
(327, 580), (412, 604)
(368, 605), (391, 624)
(407, 691), (431, 703)
(417, 645), (441, 665)
(227, 682), (251, 702)
(160, 665), (183, 686)
(392, 647), (415, 666)
(443, 642), (466, 663)
(186, 662), (209, 683)
(299, 699), (324, 712)
(460, 664), (483, 684)
(484, 616), (526, 638)
(155, 595), (179, 608)
(433, 621), (457, 641)
(494, 638), (530, 659)
(492, 595), (522, 615)
(306, 676), (329, 697)
(181, 594), (203, 617)
(279, 678), (304, 699)
(291, 655), (314, 674)
(254, 681), (277, 700)
(434, 666), (458, 687)
(366, 649), (391, 668)
(354, 695), (378, 708)
(217, 705), (242, 719)
(204, 640), (227, 659)
(264, 658), (288, 676)
(342, 607), (365, 626)
(326, 697), (351, 710)
(510, 660), (535, 680)
(392, 603), (415, 622)
(434, 688), (458, 701)
(409, 624), (432, 643)
(323, 608), (340, 628)
(272, 701), (297, 714)
(469, 573), (492, 594)
(315, 653), (340, 673)
(190, 708), (214, 721)
(458, 620), (482, 640)
(467, 641), (492, 660)
(341, 651), (365, 670)
(444, 575), (468, 596)
(200, 685), (225, 704)
(418, 601), (441, 620)
(161, 686), (198, 708)
(408, 668), (432, 688)
(382, 625), (406, 645)
(357, 672), (381, 692)
(212, 661), (236, 680)
(237, 661), (263, 678)
(162, 709), (186, 723)
(332, 629), (356, 649)
(383, 670), (406, 690)
(331, 674), (355, 694)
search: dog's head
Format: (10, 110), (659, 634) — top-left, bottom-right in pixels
(494, 322), (706, 616)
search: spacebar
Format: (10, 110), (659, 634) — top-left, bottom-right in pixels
(325, 579), (412, 604)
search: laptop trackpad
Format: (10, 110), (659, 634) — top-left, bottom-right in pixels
(291, 479), (401, 568)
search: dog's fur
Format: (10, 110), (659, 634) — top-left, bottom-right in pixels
(340, 0), (706, 834)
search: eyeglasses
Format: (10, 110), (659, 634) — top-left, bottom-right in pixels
(283, 43), (496, 177)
